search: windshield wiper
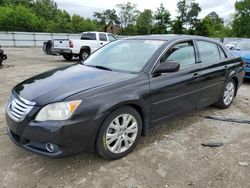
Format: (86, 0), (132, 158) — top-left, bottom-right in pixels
(94, 65), (113, 71)
(84, 64), (112, 71)
(81, 63), (113, 71)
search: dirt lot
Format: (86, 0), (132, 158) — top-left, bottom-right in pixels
(0, 48), (250, 188)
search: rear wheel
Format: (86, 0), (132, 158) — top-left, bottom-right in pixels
(96, 106), (142, 160)
(215, 79), (236, 109)
(62, 54), (73, 61)
(79, 49), (90, 61)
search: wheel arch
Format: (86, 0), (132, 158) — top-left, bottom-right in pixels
(231, 76), (238, 96)
(80, 46), (91, 54)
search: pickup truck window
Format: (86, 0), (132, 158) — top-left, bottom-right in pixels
(99, 34), (108, 41)
(108, 34), (116, 42)
(81, 33), (96, 40)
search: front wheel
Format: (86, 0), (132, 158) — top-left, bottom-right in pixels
(96, 106), (142, 160)
(215, 79), (236, 109)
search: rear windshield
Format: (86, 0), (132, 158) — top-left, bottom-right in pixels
(81, 33), (96, 40)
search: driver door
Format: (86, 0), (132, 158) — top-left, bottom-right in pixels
(149, 40), (203, 126)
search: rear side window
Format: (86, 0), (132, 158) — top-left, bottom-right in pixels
(81, 33), (96, 40)
(197, 41), (220, 63)
(161, 41), (196, 68)
(99, 34), (107, 41)
(108, 34), (116, 41)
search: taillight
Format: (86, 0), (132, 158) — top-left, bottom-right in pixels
(69, 40), (73, 48)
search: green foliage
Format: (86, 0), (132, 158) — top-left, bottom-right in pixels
(0, 0), (98, 33)
(175, 0), (201, 34)
(0, 5), (42, 31)
(136, 9), (153, 34)
(116, 2), (139, 34)
(232, 0), (250, 37)
(153, 4), (171, 34)
(0, 0), (247, 38)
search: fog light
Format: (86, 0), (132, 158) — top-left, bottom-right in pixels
(46, 143), (55, 153)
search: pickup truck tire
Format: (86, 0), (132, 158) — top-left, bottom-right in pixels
(63, 54), (73, 61)
(0, 56), (3, 66)
(79, 49), (90, 61)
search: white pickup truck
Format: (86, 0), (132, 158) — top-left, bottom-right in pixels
(53, 32), (117, 60)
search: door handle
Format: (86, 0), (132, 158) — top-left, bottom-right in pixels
(224, 65), (228, 69)
(192, 73), (200, 79)
(100, 43), (103, 45)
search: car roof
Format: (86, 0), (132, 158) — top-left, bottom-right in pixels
(82, 31), (113, 35)
(124, 34), (219, 43)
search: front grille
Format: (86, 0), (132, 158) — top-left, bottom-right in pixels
(7, 94), (35, 122)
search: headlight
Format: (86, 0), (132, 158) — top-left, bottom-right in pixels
(35, 100), (82, 121)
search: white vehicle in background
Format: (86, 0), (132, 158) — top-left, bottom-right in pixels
(225, 41), (239, 50)
(53, 32), (117, 61)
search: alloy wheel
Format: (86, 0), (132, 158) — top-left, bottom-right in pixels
(105, 114), (138, 154)
(223, 81), (235, 106)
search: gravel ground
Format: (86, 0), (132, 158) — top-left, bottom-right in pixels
(0, 48), (250, 188)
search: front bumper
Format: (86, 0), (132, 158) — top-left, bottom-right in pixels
(5, 111), (102, 158)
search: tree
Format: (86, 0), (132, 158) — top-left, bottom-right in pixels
(70, 15), (98, 33)
(0, 0), (34, 6)
(174, 0), (201, 34)
(136, 9), (153, 34)
(153, 3), (171, 34)
(201, 12), (230, 37)
(232, 0), (250, 37)
(0, 5), (42, 31)
(32, 0), (58, 21)
(116, 2), (139, 34)
(93, 9), (120, 31)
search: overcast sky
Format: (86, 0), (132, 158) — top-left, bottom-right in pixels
(55, 0), (237, 21)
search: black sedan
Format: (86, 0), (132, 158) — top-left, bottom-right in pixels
(5, 35), (244, 159)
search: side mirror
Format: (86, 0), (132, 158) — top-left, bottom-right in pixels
(154, 61), (180, 74)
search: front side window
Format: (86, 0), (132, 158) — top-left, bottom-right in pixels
(84, 40), (164, 73)
(99, 34), (107, 41)
(161, 41), (196, 68)
(108, 34), (116, 41)
(197, 41), (220, 63)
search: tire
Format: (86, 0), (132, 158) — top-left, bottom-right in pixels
(63, 54), (73, 61)
(0, 56), (3, 66)
(215, 79), (236, 109)
(96, 106), (142, 160)
(79, 49), (90, 61)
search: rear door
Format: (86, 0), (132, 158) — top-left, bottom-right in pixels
(196, 40), (229, 108)
(150, 40), (203, 126)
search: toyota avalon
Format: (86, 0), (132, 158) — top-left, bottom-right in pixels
(5, 35), (244, 159)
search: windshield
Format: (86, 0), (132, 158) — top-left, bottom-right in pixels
(235, 41), (250, 51)
(83, 39), (165, 73)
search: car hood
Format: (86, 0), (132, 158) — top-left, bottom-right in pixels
(14, 64), (137, 106)
(231, 50), (250, 61)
